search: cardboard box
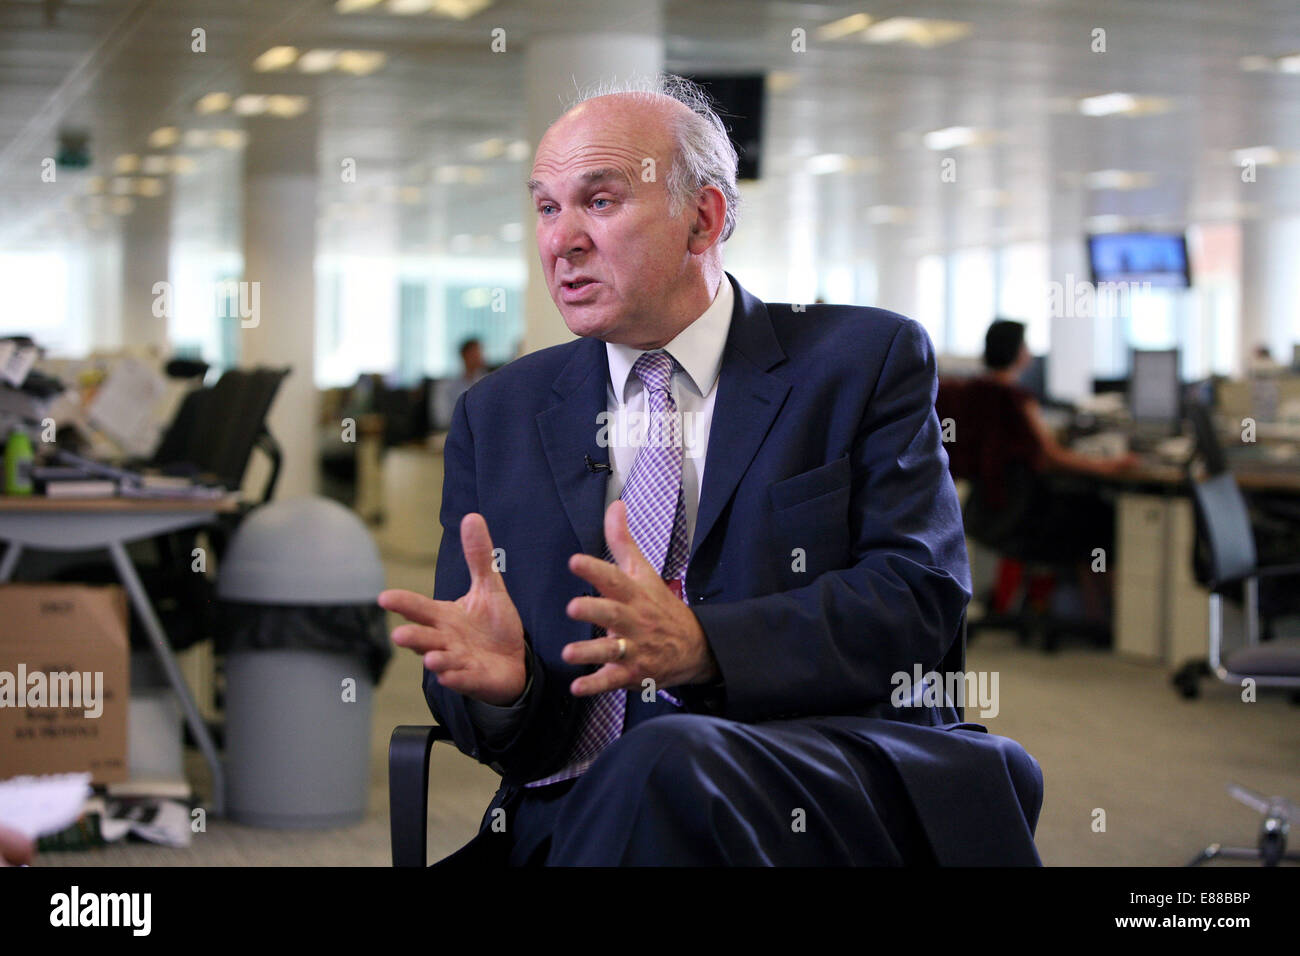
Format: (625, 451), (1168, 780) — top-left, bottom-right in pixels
(0, 584), (129, 785)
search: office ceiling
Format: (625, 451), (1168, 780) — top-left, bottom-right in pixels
(1, 0), (1298, 258)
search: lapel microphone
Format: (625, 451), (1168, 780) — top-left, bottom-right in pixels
(584, 455), (611, 474)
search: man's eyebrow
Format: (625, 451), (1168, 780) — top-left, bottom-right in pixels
(526, 167), (631, 196)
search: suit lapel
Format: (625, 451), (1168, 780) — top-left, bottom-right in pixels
(690, 274), (790, 564)
(536, 273), (789, 565)
(536, 337), (612, 558)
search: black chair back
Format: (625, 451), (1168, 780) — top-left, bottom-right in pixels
(1189, 472), (1257, 591)
(1186, 400), (1228, 475)
(150, 366), (289, 500)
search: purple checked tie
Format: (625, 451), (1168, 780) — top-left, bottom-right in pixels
(526, 350), (690, 788)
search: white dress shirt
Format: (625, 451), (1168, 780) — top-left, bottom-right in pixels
(602, 275), (734, 552)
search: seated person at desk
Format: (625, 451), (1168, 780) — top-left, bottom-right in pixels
(943, 320), (1138, 622)
(983, 320), (1139, 481)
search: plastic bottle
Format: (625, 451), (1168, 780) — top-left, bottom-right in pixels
(4, 428), (34, 495)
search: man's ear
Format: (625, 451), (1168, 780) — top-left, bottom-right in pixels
(687, 185), (727, 253)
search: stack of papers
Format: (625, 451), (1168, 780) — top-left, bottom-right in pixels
(0, 772), (93, 839)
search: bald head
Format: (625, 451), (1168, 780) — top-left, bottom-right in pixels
(526, 76), (737, 349)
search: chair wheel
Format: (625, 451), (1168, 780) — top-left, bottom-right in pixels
(1172, 667), (1201, 699)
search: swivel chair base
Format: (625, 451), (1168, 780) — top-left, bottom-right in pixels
(1188, 785), (1299, 866)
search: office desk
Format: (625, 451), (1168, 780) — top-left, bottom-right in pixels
(1103, 457), (1300, 495)
(0, 494), (241, 815)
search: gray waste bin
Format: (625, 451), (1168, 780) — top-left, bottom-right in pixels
(216, 496), (387, 828)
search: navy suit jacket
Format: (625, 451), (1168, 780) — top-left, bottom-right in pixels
(425, 273), (1041, 863)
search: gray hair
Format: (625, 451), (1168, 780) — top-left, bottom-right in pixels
(567, 74), (741, 243)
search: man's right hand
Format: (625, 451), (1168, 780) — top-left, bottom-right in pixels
(379, 513), (527, 706)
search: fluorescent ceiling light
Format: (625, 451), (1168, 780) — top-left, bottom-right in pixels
(213, 129), (248, 150)
(265, 94), (310, 118)
(1077, 92), (1171, 116)
(141, 155), (170, 175)
(336, 50), (386, 75)
(298, 49), (339, 73)
(195, 92), (231, 114)
(506, 140), (530, 161)
(134, 178), (165, 198)
(817, 13), (872, 41)
(863, 17), (971, 48)
(867, 205), (910, 224)
(147, 127), (179, 149)
(1084, 169), (1153, 190)
(1231, 146), (1284, 166)
(113, 154), (139, 174)
(766, 71), (799, 93)
(429, 0), (493, 19)
(923, 126), (979, 150)
(254, 46), (298, 72)
(336, 0), (384, 11)
(807, 153), (849, 175)
(388, 0), (434, 13)
(234, 95), (267, 116)
(1277, 53), (1300, 73)
(1078, 92), (1136, 116)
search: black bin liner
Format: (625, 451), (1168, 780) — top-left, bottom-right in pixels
(216, 601), (391, 684)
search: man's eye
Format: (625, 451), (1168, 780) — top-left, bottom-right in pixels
(592, 198), (612, 209)
(538, 204), (557, 216)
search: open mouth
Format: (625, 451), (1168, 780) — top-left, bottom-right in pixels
(563, 279), (596, 290)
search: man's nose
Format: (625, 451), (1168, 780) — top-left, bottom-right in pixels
(546, 209), (593, 260)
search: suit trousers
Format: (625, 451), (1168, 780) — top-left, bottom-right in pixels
(452, 711), (951, 866)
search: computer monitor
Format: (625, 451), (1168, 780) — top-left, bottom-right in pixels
(1088, 232), (1191, 288)
(1129, 349), (1181, 426)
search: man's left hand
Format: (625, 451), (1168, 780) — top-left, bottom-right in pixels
(563, 500), (719, 696)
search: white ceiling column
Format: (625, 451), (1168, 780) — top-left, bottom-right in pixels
(240, 94), (319, 500)
(1240, 217), (1300, 376)
(119, 184), (173, 355)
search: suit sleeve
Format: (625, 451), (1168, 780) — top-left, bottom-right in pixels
(688, 319), (972, 723)
(422, 390), (580, 782)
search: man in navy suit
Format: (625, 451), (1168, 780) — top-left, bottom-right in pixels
(379, 76), (1043, 865)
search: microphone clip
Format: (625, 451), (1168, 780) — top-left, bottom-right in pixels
(584, 454), (611, 474)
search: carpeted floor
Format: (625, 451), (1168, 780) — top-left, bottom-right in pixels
(34, 551), (1299, 867)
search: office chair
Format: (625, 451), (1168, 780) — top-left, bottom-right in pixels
(1176, 407), (1300, 865)
(389, 615), (973, 867)
(1173, 401), (1300, 699)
